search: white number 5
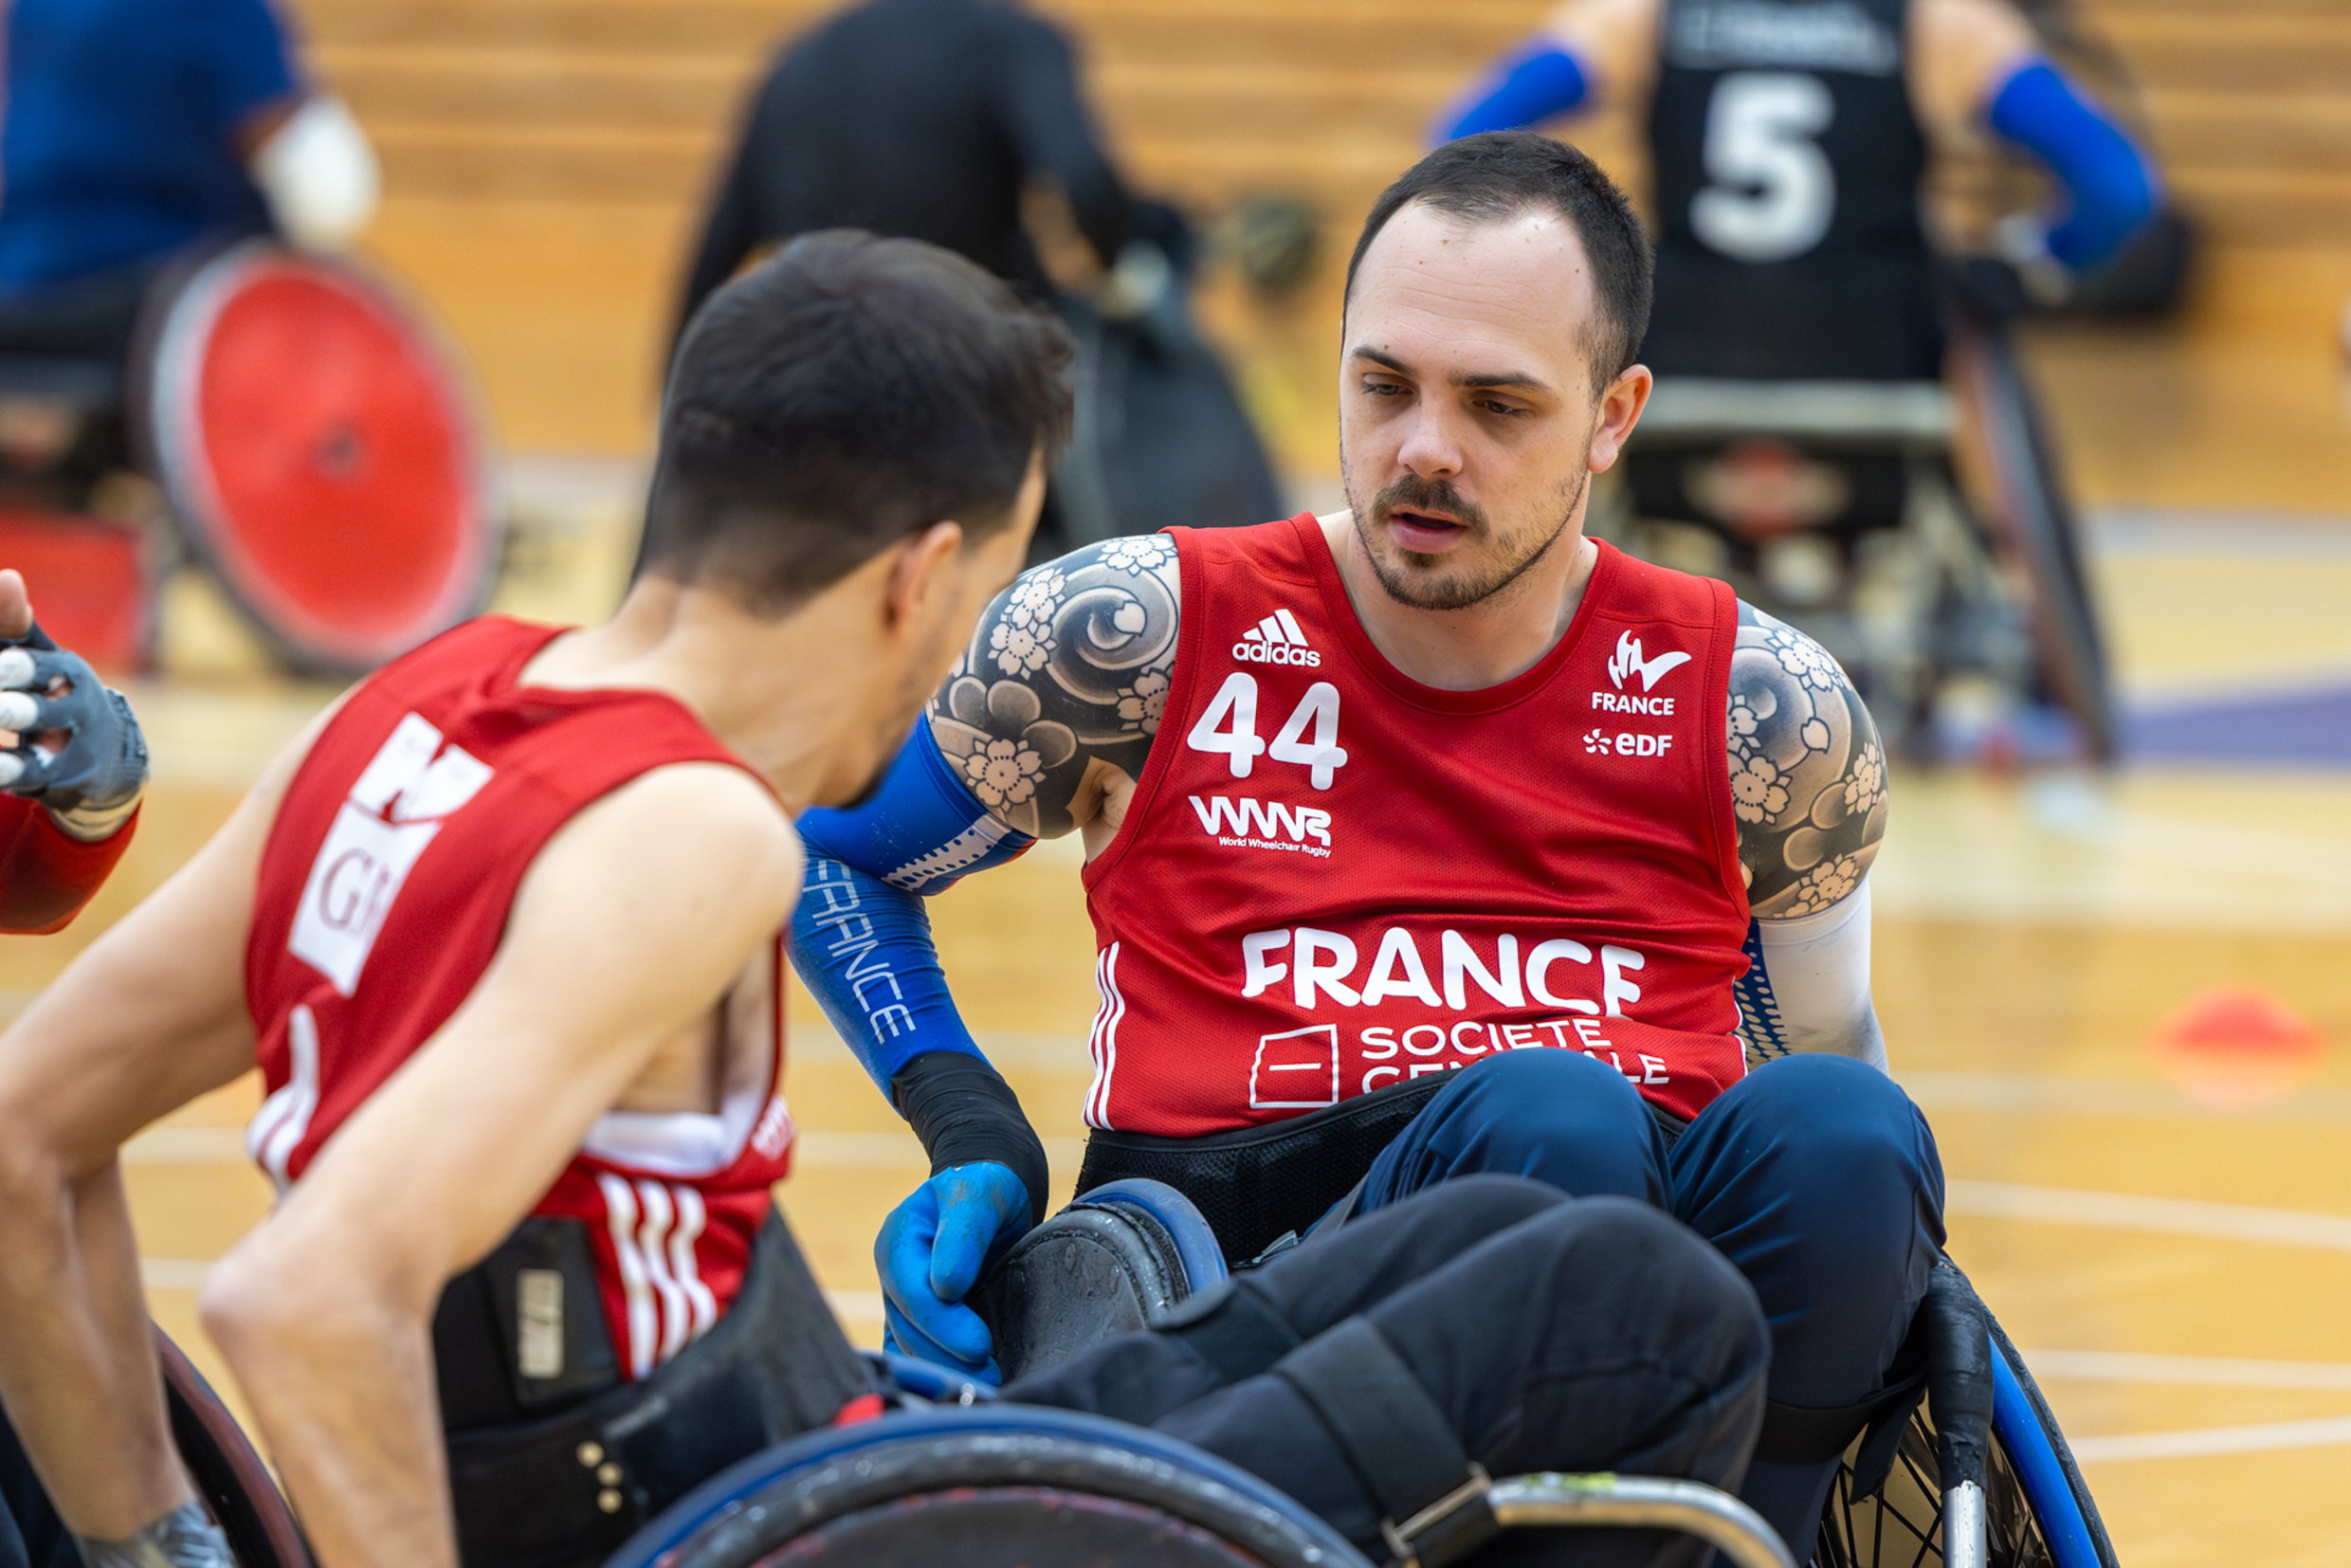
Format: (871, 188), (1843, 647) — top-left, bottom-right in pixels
(1690, 72), (1835, 264)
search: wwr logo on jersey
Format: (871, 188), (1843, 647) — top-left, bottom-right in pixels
(1189, 794), (1333, 857)
(290, 713), (492, 995)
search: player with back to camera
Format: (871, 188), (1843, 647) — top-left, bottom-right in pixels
(0, 231), (1771, 1568)
(792, 132), (1947, 1558)
(1435, 0), (2161, 378)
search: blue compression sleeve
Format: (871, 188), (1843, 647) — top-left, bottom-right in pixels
(793, 854), (980, 1091)
(1987, 59), (2159, 271)
(797, 723), (1037, 896)
(791, 725), (1038, 1090)
(1433, 39), (1589, 144)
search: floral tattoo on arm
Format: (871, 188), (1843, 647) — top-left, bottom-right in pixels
(1729, 601), (1888, 917)
(926, 535), (1183, 839)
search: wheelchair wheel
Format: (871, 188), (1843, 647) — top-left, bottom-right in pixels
(1949, 327), (2115, 760)
(135, 240), (499, 673)
(155, 1331), (313, 1568)
(602, 1406), (1370, 1568)
(1813, 1313), (2117, 1568)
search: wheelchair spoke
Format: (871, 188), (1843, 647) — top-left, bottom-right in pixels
(1815, 1405), (2062, 1568)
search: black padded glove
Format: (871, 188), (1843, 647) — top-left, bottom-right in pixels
(0, 627), (149, 824)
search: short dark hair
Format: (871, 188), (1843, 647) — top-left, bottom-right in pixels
(1345, 132), (1653, 392)
(644, 231), (1075, 612)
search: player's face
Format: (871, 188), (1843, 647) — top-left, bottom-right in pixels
(1339, 202), (1631, 611)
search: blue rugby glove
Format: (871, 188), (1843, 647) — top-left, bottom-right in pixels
(876, 1160), (1032, 1383)
(0, 635), (148, 836)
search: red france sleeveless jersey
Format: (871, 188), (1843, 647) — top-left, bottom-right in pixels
(1082, 515), (1752, 1136)
(246, 617), (798, 1383)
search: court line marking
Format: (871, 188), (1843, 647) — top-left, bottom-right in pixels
(1946, 1180), (2351, 1251)
(2069, 1414), (2351, 1464)
(141, 1259), (212, 1291)
(1904, 1071), (2351, 1126)
(147, 1257), (897, 1334)
(118, 1124), (1097, 1170)
(824, 1289), (884, 1323)
(2015, 1349), (2351, 1392)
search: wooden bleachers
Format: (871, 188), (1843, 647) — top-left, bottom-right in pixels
(299, 0), (2351, 499)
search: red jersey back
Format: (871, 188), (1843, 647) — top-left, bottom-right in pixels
(246, 617), (798, 1381)
(1082, 514), (1752, 1136)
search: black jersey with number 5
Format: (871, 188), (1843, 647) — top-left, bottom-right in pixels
(1643, 0), (1938, 380)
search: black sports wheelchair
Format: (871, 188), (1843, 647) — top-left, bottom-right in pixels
(155, 1176), (2116, 1568)
(1589, 305), (2114, 765)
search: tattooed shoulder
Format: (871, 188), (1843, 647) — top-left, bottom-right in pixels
(925, 534), (1183, 839)
(1728, 601), (1888, 917)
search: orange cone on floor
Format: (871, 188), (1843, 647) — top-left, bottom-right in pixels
(2149, 986), (2326, 1106)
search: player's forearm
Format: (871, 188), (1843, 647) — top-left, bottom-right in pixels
(0, 1158), (190, 1535)
(0, 795), (137, 933)
(202, 1249), (457, 1568)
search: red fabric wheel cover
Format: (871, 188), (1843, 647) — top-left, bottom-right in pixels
(162, 249), (489, 667)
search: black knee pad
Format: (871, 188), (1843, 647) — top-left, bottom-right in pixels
(972, 1178), (1228, 1383)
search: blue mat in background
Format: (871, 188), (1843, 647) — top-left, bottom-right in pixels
(2123, 685), (2351, 766)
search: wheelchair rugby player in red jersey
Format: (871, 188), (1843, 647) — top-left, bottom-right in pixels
(792, 132), (1949, 1559)
(0, 232), (1769, 1568)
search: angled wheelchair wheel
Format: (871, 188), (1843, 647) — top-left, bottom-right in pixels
(1949, 327), (2115, 760)
(1813, 1312), (2116, 1568)
(135, 240), (499, 673)
(155, 1331), (313, 1568)
(601, 1406), (1370, 1568)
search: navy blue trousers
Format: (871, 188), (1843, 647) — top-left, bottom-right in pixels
(1358, 1049), (1946, 1556)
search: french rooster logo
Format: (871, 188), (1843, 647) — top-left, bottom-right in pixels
(1607, 631), (1691, 692)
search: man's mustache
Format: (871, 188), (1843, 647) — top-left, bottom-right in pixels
(1371, 475), (1488, 536)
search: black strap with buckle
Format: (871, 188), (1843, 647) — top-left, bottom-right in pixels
(1272, 1316), (1500, 1567)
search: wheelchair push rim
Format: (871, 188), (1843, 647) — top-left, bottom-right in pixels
(140, 241), (498, 673)
(602, 1405), (1370, 1568)
(156, 1330), (314, 1568)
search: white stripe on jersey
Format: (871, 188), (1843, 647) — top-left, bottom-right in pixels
(668, 1185), (719, 1342)
(598, 1174), (657, 1379)
(1084, 942), (1125, 1130)
(247, 1004), (322, 1194)
(633, 1180), (693, 1365)
(1273, 608), (1308, 645)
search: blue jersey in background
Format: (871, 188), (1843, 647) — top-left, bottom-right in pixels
(0, 0), (299, 293)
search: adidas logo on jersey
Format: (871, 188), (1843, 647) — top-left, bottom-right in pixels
(1233, 608), (1321, 666)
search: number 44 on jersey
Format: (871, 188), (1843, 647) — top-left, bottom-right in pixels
(1186, 673), (1349, 789)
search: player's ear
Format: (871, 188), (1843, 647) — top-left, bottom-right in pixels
(1587, 362), (1652, 473)
(881, 520), (968, 633)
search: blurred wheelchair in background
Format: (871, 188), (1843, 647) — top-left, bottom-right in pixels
(0, 240), (499, 674)
(1592, 315), (2112, 764)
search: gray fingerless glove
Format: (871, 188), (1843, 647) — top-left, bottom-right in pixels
(0, 633), (150, 837)
(75, 1500), (235, 1568)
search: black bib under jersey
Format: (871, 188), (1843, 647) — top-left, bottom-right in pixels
(1643, 0), (1941, 380)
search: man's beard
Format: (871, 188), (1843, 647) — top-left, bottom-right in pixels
(1345, 465), (1590, 612)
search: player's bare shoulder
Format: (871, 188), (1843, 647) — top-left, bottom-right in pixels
(1727, 601), (1888, 918)
(927, 535), (1182, 838)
